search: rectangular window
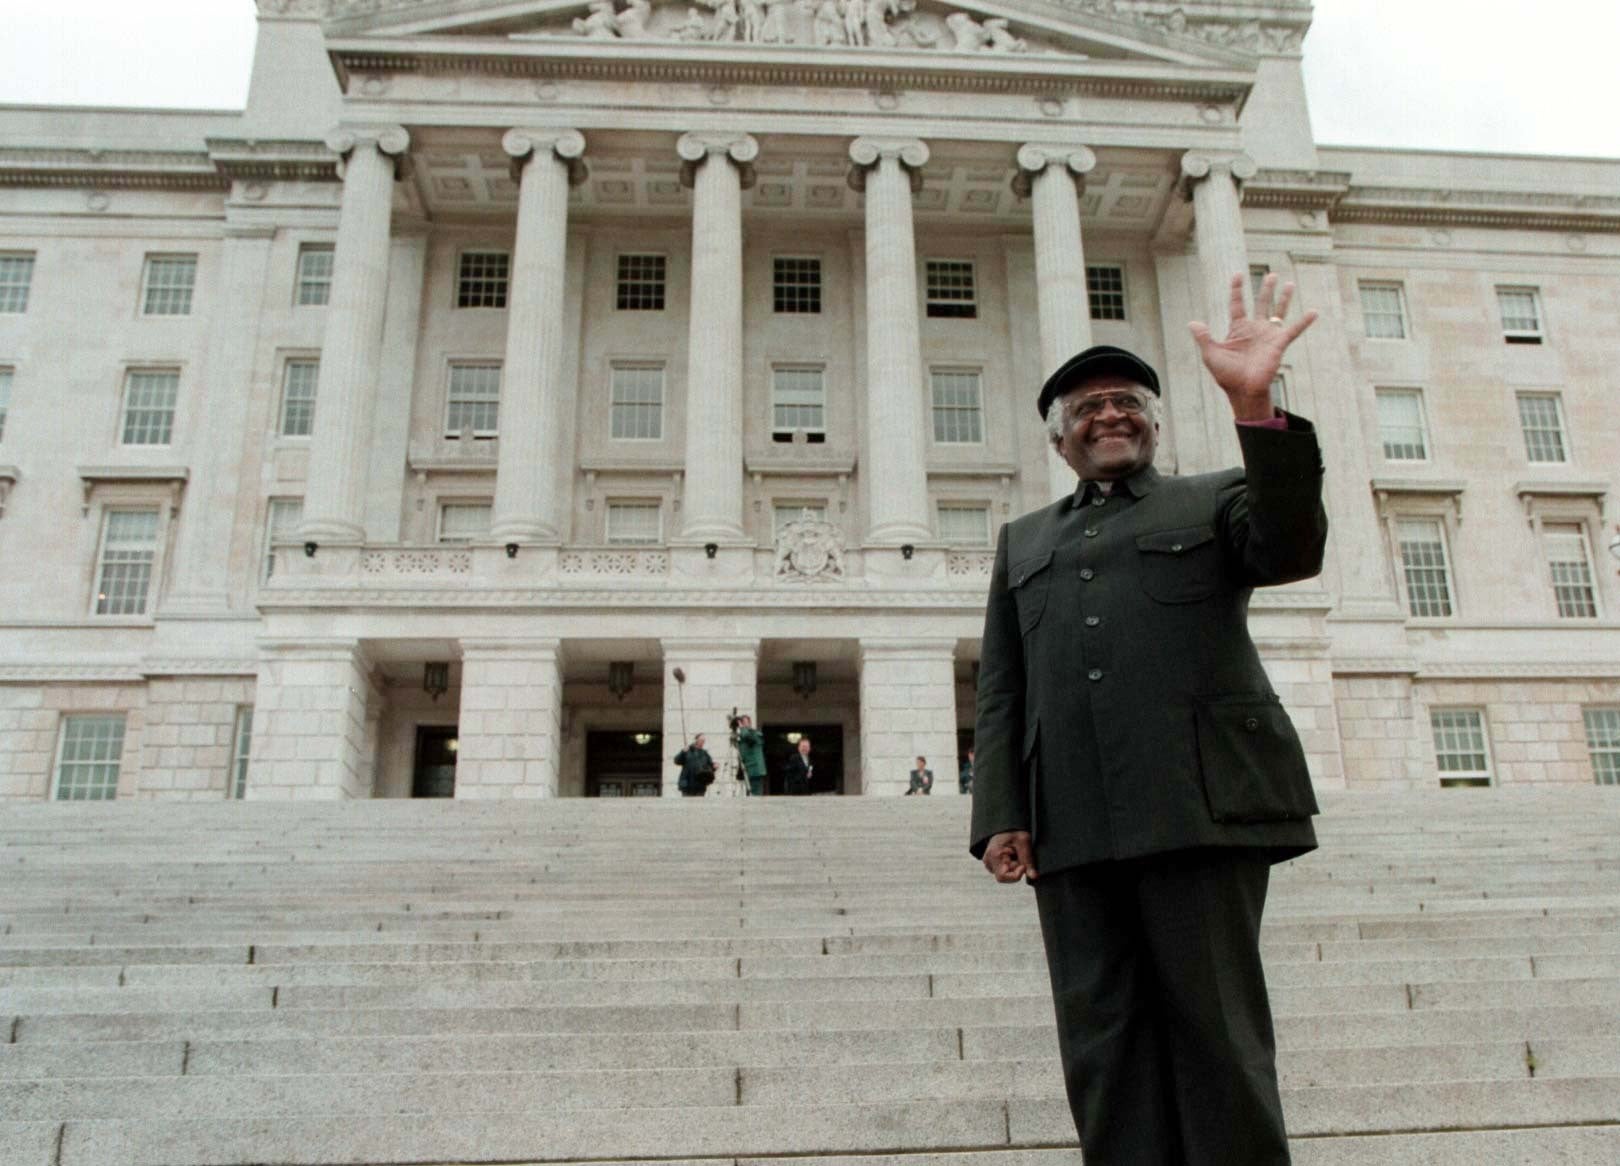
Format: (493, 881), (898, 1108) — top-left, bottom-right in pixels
(121, 369), (180, 446)
(1497, 285), (1542, 343)
(773, 257), (822, 314)
(938, 503), (991, 547)
(1359, 281), (1407, 339)
(1248, 264), (1270, 302)
(773, 502), (827, 534)
(1516, 393), (1567, 464)
(0, 366), (12, 442)
(53, 715), (126, 801)
(141, 254), (197, 316)
(931, 369), (984, 444)
(1545, 524), (1598, 619)
(1396, 517), (1454, 618)
(771, 365), (826, 442)
(95, 509), (160, 615)
(438, 501), (492, 544)
(279, 359), (319, 438)
(263, 497), (302, 581)
(445, 363), (501, 436)
(295, 245), (333, 306)
(1086, 265), (1127, 321)
(925, 260), (977, 318)
(1376, 388), (1429, 461)
(616, 254), (666, 311)
(1585, 707), (1620, 786)
(229, 706), (253, 799)
(609, 364), (664, 441)
(1430, 708), (1491, 787)
(605, 500), (662, 546)
(456, 251), (510, 309)
(0, 252), (35, 313)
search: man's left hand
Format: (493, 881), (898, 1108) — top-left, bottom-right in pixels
(1188, 272), (1318, 422)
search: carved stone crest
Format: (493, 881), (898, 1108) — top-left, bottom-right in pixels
(774, 518), (846, 583)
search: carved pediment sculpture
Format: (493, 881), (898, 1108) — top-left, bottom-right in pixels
(774, 518), (846, 583)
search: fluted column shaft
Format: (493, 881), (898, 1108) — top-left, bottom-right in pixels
(301, 127), (408, 545)
(678, 132), (756, 543)
(1017, 144), (1098, 502)
(850, 137), (931, 545)
(1182, 151), (1257, 336)
(492, 129), (586, 544)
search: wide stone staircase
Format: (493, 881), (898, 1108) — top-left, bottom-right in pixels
(2, 789), (1617, 1165)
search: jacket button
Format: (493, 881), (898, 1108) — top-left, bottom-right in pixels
(1084, 528), (1099, 538)
(1084, 616), (1100, 627)
(1079, 568), (1095, 581)
(1171, 543), (1184, 553)
(1091, 495), (1106, 507)
(1088, 669), (1103, 682)
(1244, 717), (1260, 732)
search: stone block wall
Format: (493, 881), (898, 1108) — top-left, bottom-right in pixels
(661, 640), (758, 796)
(858, 640), (961, 797)
(0, 684), (144, 800)
(456, 640), (563, 798)
(136, 676), (255, 800)
(246, 643), (375, 800)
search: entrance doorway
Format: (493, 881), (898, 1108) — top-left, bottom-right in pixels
(760, 723), (845, 795)
(586, 730), (664, 797)
(412, 725), (458, 798)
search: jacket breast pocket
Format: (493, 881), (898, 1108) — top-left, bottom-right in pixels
(1193, 693), (1319, 824)
(1136, 524), (1220, 604)
(1009, 550), (1055, 635)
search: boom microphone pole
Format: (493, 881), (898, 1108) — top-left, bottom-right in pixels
(672, 666), (688, 745)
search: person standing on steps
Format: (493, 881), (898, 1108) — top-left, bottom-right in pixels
(784, 736), (813, 795)
(971, 273), (1326, 1166)
(906, 756), (933, 795)
(673, 734), (714, 798)
(735, 714), (767, 797)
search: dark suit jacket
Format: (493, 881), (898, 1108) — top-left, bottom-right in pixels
(785, 753), (813, 793)
(971, 416), (1328, 875)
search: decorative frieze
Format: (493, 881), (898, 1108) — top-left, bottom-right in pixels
(558, 550), (671, 577)
(361, 549), (474, 577)
(945, 550), (995, 578)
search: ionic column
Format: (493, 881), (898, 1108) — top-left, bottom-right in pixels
(492, 128), (588, 545)
(677, 131), (758, 543)
(299, 125), (409, 546)
(1014, 144), (1098, 503)
(1180, 150), (1258, 335)
(849, 136), (931, 545)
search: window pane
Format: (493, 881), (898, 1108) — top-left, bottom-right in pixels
(610, 365), (664, 440)
(121, 370), (179, 446)
(142, 255), (197, 316)
(1430, 708), (1490, 786)
(280, 360), (319, 437)
(616, 254), (665, 310)
(772, 366), (825, 434)
(1397, 518), (1453, 617)
(1585, 708), (1620, 786)
(446, 364), (501, 434)
(1086, 265), (1126, 321)
(773, 257), (821, 314)
(1497, 286), (1541, 334)
(938, 504), (991, 546)
(264, 498), (303, 580)
(96, 510), (160, 615)
(931, 370), (983, 443)
(0, 253), (35, 313)
(773, 503), (827, 534)
(606, 501), (661, 545)
(1545, 525), (1597, 619)
(1360, 282), (1406, 339)
(1376, 389), (1428, 460)
(1516, 394), (1566, 463)
(0, 366), (12, 442)
(295, 246), (333, 306)
(55, 715), (126, 801)
(925, 260), (976, 318)
(439, 502), (492, 543)
(230, 706), (254, 799)
(457, 251), (510, 309)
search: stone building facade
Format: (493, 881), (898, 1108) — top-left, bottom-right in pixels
(1, 0), (1617, 801)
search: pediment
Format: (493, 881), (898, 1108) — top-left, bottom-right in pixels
(304, 0), (1291, 69)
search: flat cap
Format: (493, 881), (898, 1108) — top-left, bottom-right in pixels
(1036, 345), (1161, 419)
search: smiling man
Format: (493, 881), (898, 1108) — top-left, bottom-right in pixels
(971, 274), (1326, 1165)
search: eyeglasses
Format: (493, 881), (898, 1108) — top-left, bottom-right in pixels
(1067, 391), (1148, 421)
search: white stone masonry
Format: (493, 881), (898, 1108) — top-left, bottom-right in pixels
(661, 639), (759, 796)
(455, 640), (564, 798)
(858, 639), (961, 796)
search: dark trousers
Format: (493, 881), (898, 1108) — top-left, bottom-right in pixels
(1032, 848), (1290, 1166)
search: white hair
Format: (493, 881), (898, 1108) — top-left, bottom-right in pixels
(1045, 385), (1162, 447)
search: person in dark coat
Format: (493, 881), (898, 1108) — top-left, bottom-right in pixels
(673, 734), (714, 798)
(735, 715), (767, 796)
(971, 273), (1325, 1166)
(905, 756), (933, 795)
(958, 748), (974, 795)
(784, 737), (813, 795)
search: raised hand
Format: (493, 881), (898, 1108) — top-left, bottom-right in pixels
(1188, 272), (1318, 421)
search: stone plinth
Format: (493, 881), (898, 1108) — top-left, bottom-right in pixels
(858, 639), (961, 796)
(455, 640), (564, 798)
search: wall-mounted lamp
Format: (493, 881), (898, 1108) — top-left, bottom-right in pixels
(900, 543), (915, 560)
(303, 541), (318, 558)
(785, 731), (802, 745)
(633, 732), (653, 746)
(423, 661), (450, 702)
(505, 542), (519, 559)
(704, 542), (719, 559)
(792, 660), (817, 700)
(608, 660), (635, 701)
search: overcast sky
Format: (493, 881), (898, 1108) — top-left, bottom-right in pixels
(2, 0), (1617, 158)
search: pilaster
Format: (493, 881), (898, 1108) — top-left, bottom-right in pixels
(661, 639), (759, 797)
(456, 639), (564, 798)
(858, 638), (961, 796)
(245, 640), (375, 800)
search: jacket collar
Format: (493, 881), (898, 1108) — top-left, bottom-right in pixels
(1070, 463), (1163, 508)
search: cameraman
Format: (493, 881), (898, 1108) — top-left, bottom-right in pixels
(733, 714), (767, 797)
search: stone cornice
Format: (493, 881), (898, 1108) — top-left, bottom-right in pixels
(207, 138), (341, 182)
(1334, 184), (1620, 235)
(0, 147), (228, 192)
(1241, 167), (1350, 212)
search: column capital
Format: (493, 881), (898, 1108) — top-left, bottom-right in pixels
(1011, 143), (1096, 198)
(503, 127), (589, 185)
(847, 136), (929, 193)
(1178, 149), (1257, 197)
(677, 131), (759, 190)
(325, 124), (410, 181)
